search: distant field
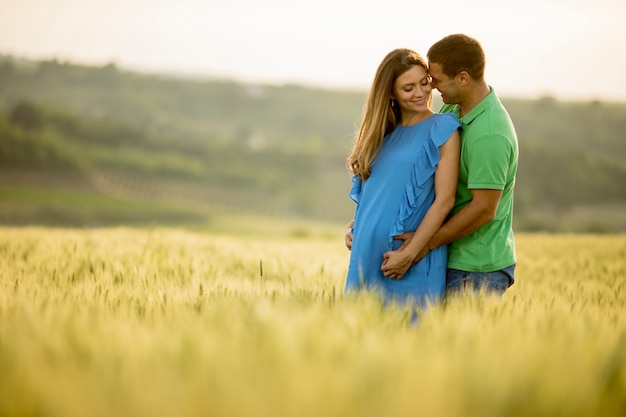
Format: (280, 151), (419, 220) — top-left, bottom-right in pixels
(0, 227), (625, 417)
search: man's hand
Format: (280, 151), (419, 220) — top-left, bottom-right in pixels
(395, 232), (431, 264)
(392, 232), (412, 250)
(344, 220), (354, 250)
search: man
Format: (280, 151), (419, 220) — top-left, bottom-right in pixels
(349, 34), (519, 296)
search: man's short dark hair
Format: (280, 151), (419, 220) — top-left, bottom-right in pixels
(427, 34), (486, 80)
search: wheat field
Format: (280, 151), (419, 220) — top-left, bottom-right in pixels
(0, 226), (624, 417)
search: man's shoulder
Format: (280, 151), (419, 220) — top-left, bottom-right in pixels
(471, 100), (516, 139)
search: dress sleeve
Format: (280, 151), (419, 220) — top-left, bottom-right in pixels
(415, 113), (459, 187)
(388, 114), (460, 246)
(349, 175), (362, 204)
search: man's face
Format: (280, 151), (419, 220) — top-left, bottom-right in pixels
(428, 62), (459, 104)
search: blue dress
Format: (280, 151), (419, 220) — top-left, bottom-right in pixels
(345, 113), (460, 307)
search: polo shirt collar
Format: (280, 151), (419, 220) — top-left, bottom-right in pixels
(460, 86), (496, 127)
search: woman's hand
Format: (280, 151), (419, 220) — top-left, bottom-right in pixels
(381, 247), (414, 279)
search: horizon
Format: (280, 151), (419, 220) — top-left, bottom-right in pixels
(3, 51), (623, 105)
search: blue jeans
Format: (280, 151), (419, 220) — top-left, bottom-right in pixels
(445, 265), (515, 297)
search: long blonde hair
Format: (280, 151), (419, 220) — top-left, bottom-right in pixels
(347, 48), (429, 180)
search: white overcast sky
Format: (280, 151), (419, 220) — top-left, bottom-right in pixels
(1, 0), (625, 101)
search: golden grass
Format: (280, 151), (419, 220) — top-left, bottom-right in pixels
(0, 227), (624, 417)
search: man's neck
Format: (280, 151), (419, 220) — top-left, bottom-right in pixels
(459, 81), (490, 117)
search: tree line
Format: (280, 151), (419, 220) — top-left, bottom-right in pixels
(1, 56), (625, 231)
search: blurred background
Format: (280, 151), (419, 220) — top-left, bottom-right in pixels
(1, 0), (625, 233)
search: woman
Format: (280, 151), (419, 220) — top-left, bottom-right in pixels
(344, 48), (460, 310)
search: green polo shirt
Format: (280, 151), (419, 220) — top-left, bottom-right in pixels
(440, 87), (518, 272)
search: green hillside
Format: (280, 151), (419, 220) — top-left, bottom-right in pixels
(1, 56), (625, 232)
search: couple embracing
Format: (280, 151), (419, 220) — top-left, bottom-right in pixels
(344, 34), (518, 313)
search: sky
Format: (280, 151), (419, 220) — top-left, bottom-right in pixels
(1, 0), (625, 102)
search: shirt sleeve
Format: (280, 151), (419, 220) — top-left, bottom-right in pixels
(466, 134), (514, 190)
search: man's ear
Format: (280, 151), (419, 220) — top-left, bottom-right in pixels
(457, 71), (470, 86)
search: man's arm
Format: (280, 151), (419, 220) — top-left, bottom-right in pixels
(405, 130), (513, 262)
(412, 188), (502, 261)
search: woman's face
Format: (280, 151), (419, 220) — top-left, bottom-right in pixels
(392, 65), (432, 116)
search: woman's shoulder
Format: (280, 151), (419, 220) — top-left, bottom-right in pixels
(427, 113), (460, 147)
(428, 112), (460, 131)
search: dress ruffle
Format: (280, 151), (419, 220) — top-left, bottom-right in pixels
(387, 113), (460, 247)
(349, 175), (361, 204)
